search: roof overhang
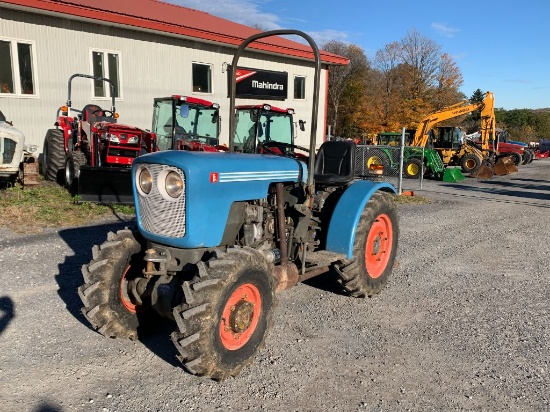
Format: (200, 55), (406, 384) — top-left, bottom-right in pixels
(0, 0), (349, 66)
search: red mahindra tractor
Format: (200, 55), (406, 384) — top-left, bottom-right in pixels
(151, 95), (223, 152)
(234, 103), (307, 156)
(42, 74), (156, 204)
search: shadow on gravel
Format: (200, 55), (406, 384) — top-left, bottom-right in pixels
(56, 220), (181, 368)
(56, 221), (134, 327)
(438, 183), (550, 205)
(483, 179), (550, 192)
(302, 269), (347, 296)
(0, 296), (15, 335)
(32, 402), (62, 412)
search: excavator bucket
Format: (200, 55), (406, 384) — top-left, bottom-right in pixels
(493, 156), (518, 176)
(471, 161), (495, 179)
(442, 167), (465, 182)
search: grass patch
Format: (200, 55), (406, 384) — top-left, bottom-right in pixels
(0, 180), (134, 234)
(393, 193), (431, 205)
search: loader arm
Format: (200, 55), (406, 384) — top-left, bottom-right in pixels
(411, 92), (496, 151)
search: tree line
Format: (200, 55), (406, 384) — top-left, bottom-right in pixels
(323, 29), (550, 143)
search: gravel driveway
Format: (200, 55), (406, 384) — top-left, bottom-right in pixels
(1, 159), (549, 411)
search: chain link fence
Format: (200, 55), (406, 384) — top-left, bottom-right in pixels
(355, 145), (427, 192)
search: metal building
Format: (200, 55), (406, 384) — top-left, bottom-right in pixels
(0, 0), (348, 152)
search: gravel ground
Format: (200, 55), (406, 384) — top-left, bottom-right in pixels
(1, 159), (549, 411)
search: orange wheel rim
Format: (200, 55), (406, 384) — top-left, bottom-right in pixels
(364, 213), (393, 279)
(119, 265), (138, 313)
(220, 283), (262, 350)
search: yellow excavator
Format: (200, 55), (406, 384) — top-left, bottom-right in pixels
(410, 91), (516, 177)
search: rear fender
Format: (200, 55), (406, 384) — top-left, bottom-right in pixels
(325, 180), (396, 259)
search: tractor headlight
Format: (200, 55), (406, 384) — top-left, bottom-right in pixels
(137, 166), (153, 195)
(108, 133), (120, 143)
(25, 144), (38, 153)
(128, 136), (139, 144)
(165, 171), (183, 198)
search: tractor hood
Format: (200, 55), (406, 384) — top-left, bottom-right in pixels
(132, 150), (307, 248)
(0, 121), (25, 174)
(0, 121), (25, 143)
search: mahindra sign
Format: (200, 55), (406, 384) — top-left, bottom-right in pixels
(229, 67), (288, 100)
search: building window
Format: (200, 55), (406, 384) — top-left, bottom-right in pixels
(91, 49), (121, 98)
(294, 76), (306, 100)
(0, 38), (37, 96)
(192, 63), (212, 93)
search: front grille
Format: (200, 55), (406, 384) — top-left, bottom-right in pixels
(108, 148), (140, 157)
(1, 138), (16, 165)
(137, 164), (186, 238)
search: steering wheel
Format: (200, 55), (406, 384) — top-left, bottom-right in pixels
(92, 109), (113, 117)
(259, 141), (309, 159)
(259, 141), (310, 158)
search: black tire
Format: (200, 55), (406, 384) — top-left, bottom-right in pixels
(522, 149), (533, 165)
(508, 152), (522, 166)
(403, 158), (424, 179)
(335, 192), (399, 297)
(78, 229), (149, 340)
(64, 151), (87, 193)
(42, 129), (66, 182)
(365, 149), (391, 175)
(460, 153), (482, 174)
(171, 247), (276, 380)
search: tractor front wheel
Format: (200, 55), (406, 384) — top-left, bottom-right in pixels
(336, 192), (398, 297)
(523, 149), (534, 165)
(42, 129), (65, 182)
(171, 247), (276, 380)
(403, 158), (424, 179)
(460, 153), (482, 174)
(78, 229), (150, 340)
(64, 151), (87, 193)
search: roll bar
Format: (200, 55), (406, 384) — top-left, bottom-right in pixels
(227, 29), (321, 189)
(66, 73), (117, 114)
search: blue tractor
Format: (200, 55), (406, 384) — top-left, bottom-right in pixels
(78, 30), (399, 380)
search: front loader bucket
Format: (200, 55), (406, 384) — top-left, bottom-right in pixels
(471, 161), (495, 179)
(493, 156), (518, 176)
(442, 167), (465, 182)
(77, 166), (134, 204)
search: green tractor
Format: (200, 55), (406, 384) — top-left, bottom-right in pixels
(358, 132), (449, 180)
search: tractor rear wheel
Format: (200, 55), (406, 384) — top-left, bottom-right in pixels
(42, 129), (65, 182)
(171, 247), (276, 380)
(403, 158), (424, 179)
(508, 152), (522, 166)
(336, 192), (398, 297)
(460, 153), (482, 174)
(64, 151), (87, 193)
(521, 149), (533, 165)
(78, 229), (150, 340)
(365, 149), (391, 175)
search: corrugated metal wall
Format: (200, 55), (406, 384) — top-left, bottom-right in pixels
(0, 8), (329, 152)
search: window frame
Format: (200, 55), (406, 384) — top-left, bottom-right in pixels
(293, 75), (306, 100)
(0, 36), (39, 98)
(192, 62), (213, 94)
(89, 48), (123, 101)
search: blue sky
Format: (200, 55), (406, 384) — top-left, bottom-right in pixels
(169, 0), (549, 110)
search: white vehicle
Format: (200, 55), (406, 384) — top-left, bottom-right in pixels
(0, 110), (39, 187)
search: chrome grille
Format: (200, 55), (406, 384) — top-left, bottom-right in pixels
(1, 138), (16, 165)
(137, 164), (186, 238)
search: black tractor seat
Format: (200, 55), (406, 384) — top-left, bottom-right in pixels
(82, 104), (115, 123)
(314, 140), (356, 186)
